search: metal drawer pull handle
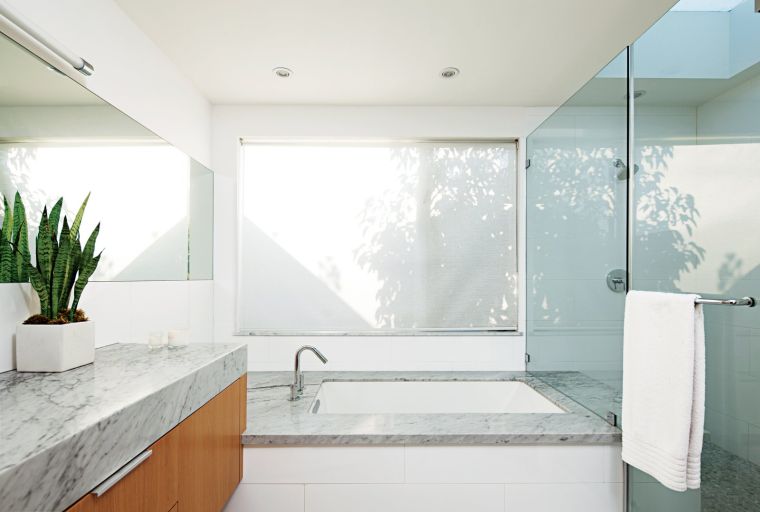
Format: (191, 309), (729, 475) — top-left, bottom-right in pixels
(91, 449), (153, 497)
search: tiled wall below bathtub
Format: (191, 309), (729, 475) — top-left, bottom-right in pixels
(0, 280), (214, 373)
(226, 445), (624, 512)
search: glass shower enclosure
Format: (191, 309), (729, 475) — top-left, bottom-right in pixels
(526, 1), (760, 510)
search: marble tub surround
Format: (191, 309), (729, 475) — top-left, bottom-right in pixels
(0, 342), (247, 512)
(243, 371), (621, 446)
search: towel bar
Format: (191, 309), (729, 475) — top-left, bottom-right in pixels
(695, 296), (755, 307)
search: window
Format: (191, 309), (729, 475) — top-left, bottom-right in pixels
(238, 140), (518, 334)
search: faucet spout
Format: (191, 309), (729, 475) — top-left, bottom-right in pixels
(289, 345), (328, 401)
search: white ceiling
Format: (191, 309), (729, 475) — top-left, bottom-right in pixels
(115, 0), (678, 106)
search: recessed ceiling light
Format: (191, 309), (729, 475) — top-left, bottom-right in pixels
(273, 67), (293, 78)
(440, 67), (460, 79)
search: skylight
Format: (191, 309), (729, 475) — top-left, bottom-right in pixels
(671, 0), (746, 11)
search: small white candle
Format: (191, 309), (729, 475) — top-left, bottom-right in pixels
(168, 329), (190, 347)
(148, 331), (166, 349)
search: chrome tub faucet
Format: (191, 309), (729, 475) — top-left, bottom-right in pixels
(289, 345), (328, 401)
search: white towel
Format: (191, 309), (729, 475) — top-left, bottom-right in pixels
(621, 290), (705, 492)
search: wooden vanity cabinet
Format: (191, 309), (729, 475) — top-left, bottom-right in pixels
(178, 374), (246, 512)
(67, 375), (246, 512)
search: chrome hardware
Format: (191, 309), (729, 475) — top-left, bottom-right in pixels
(606, 269), (627, 293)
(606, 411), (618, 427)
(289, 345), (328, 401)
(91, 449), (152, 497)
(695, 296), (755, 307)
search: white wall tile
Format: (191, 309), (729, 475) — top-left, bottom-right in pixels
(0, 283), (34, 372)
(603, 445), (624, 483)
(267, 338), (393, 371)
(405, 445), (611, 484)
(79, 282), (131, 348)
(505, 483), (622, 512)
(305, 484), (504, 512)
(224, 484), (304, 512)
(243, 447), (405, 484)
(244, 336), (525, 372)
(128, 281), (190, 343)
(188, 280), (214, 343)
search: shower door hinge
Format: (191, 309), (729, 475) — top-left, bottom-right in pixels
(606, 411), (618, 427)
(524, 353), (531, 364)
(525, 158), (531, 169)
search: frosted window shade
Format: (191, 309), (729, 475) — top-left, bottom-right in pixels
(238, 141), (518, 333)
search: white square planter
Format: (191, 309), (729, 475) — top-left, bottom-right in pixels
(16, 321), (95, 372)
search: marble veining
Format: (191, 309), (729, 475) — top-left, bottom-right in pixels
(243, 371), (621, 446)
(0, 343), (247, 512)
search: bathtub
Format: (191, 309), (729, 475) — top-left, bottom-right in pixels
(234, 371), (624, 512)
(310, 380), (566, 414)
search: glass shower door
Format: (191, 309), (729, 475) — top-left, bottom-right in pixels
(629, 1), (760, 510)
(525, 50), (629, 420)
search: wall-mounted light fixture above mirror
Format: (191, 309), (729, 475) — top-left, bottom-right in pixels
(0, 32), (213, 283)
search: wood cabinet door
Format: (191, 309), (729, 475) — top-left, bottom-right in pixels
(67, 426), (179, 512)
(67, 375), (244, 512)
(178, 377), (244, 512)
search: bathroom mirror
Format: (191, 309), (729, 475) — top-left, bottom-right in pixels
(0, 33), (213, 282)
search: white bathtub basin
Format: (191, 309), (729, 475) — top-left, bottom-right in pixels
(310, 380), (565, 414)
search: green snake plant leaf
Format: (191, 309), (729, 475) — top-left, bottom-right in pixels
(1, 195), (12, 238)
(11, 192), (25, 241)
(27, 263), (51, 317)
(0, 230), (9, 283)
(69, 192), (90, 243)
(48, 197), (63, 249)
(12, 193), (30, 282)
(60, 237), (82, 313)
(71, 248), (101, 321)
(70, 224), (100, 320)
(15, 218), (30, 282)
(51, 217), (71, 316)
(36, 207), (53, 282)
(0, 196), (12, 282)
(80, 223), (99, 264)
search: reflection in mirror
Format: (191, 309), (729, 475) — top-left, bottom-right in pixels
(0, 32), (212, 282)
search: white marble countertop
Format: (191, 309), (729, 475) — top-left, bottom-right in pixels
(243, 371), (621, 446)
(0, 342), (247, 512)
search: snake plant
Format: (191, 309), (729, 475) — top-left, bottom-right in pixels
(24, 193), (103, 323)
(0, 192), (30, 283)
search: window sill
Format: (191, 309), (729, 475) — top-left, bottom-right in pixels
(233, 330), (523, 337)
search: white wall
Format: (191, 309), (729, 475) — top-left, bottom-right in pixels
(0, 0), (215, 373)
(211, 106), (553, 371)
(226, 445), (624, 512)
(3, 0), (212, 166)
